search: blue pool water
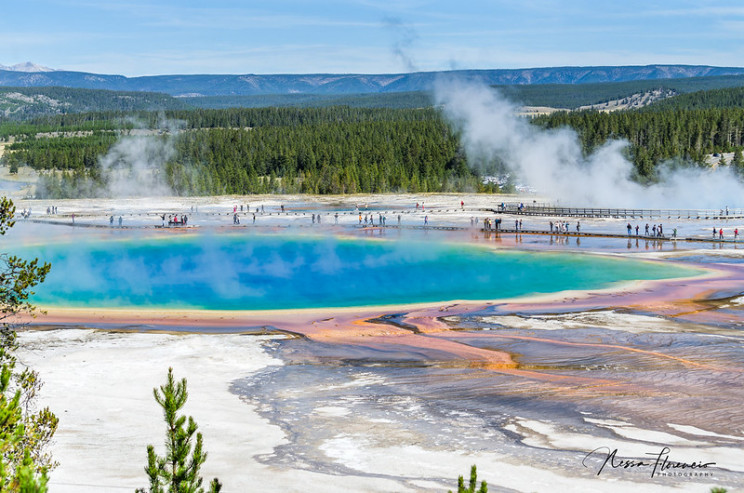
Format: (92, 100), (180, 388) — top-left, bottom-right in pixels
(16, 234), (700, 310)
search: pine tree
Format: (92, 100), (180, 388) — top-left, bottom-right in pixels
(449, 465), (488, 493)
(0, 197), (56, 492)
(137, 368), (221, 493)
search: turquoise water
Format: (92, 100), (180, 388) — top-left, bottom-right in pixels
(16, 234), (699, 310)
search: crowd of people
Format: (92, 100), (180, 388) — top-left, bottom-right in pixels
(712, 227), (739, 240)
(626, 223), (673, 238)
(550, 221), (578, 233)
(162, 214), (189, 227)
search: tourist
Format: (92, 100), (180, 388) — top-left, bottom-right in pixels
(652, 225), (657, 236)
(576, 221), (581, 233)
(549, 221), (553, 232)
(673, 228), (677, 238)
(118, 216), (123, 227)
(627, 223), (632, 236)
(424, 215), (428, 226)
(519, 219), (523, 231)
(253, 213), (256, 224)
(635, 225), (639, 236)
(110, 215), (114, 225)
(397, 215), (401, 225)
(645, 224), (649, 236)
(335, 213), (338, 224)
(713, 227), (717, 238)
(719, 228), (724, 240)
(736, 228), (739, 240)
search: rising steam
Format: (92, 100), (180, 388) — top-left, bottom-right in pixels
(98, 132), (175, 198)
(434, 79), (743, 209)
(35, 119), (184, 199)
(97, 118), (187, 198)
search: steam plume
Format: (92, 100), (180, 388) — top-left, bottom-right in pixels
(97, 119), (185, 198)
(434, 79), (743, 209)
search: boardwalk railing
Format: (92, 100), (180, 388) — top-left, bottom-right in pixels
(487, 204), (744, 219)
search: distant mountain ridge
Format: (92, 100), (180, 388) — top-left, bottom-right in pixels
(0, 62), (55, 73)
(2, 64), (744, 97)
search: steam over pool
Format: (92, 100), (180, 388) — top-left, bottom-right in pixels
(17, 233), (699, 310)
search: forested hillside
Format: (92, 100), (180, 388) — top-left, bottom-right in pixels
(498, 74), (744, 109)
(183, 92), (434, 110)
(3, 72), (744, 119)
(3, 85), (744, 199)
(644, 86), (744, 110)
(0, 86), (189, 119)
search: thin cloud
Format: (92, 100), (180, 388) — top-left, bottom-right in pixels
(63, 1), (381, 30)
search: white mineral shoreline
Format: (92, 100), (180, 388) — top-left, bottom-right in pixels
(17, 329), (432, 492)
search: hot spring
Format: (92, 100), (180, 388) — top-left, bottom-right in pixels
(15, 233), (700, 310)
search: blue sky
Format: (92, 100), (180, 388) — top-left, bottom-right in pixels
(2, 0), (744, 76)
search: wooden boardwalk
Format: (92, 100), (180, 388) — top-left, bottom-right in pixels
(486, 205), (744, 220)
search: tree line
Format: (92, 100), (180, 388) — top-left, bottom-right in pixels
(3, 110), (483, 198)
(4, 103), (744, 197)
